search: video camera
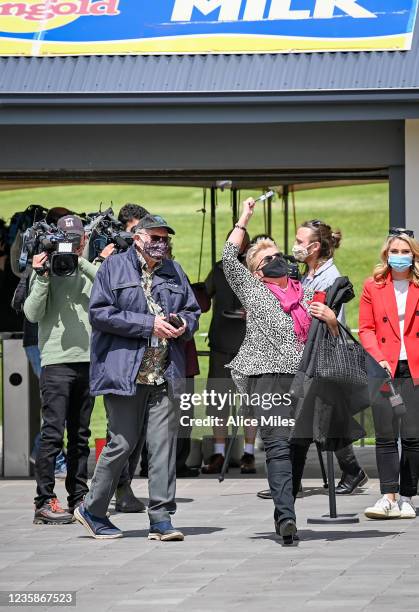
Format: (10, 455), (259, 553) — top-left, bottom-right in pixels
(19, 221), (80, 277)
(85, 207), (134, 261)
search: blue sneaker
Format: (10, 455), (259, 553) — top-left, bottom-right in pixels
(148, 521), (184, 541)
(74, 503), (122, 540)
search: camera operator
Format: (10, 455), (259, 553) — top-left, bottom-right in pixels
(74, 214), (201, 540)
(24, 215), (111, 525)
(118, 202), (149, 232)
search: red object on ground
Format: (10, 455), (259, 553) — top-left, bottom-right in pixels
(95, 438), (106, 462)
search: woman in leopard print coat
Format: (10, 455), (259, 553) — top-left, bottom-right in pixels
(222, 198), (338, 544)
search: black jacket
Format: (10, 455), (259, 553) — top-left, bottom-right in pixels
(290, 276), (386, 451)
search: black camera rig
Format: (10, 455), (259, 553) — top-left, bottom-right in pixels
(19, 221), (80, 277)
(84, 207), (134, 261)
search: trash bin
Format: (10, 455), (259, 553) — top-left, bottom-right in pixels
(1, 333), (40, 477)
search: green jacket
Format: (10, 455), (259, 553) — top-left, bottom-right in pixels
(24, 258), (99, 367)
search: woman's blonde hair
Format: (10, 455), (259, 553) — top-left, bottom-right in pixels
(373, 233), (419, 287)
(246, 237), (278, 273)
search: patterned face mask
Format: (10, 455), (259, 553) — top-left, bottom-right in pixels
(142, 239), (169, 261)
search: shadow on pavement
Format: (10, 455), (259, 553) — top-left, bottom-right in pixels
(251, 529), (402, 543)
(122, 526), (225, 538)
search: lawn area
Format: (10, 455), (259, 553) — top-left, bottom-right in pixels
(0, 182), (388, 443)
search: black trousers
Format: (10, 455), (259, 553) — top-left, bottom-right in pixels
(372, 361), (419, 496)
(34, 363), (94, 508)
(334, 444), (361, 477)
(249, 374), (296, 524)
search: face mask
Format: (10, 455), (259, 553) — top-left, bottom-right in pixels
(292, 243), (314, 262)
(388, 254), (413, 272)
(261, 256), (288, 279)
(142, 239), (169, 261)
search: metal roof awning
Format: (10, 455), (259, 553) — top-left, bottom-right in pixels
(1, 27), (419, 102)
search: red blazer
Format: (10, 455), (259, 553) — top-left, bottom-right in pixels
(359, 276), (419, 383)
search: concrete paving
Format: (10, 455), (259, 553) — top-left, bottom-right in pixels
(0, 477), (418, 612)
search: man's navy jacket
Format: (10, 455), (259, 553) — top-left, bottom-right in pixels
(88, 245), (201, 397)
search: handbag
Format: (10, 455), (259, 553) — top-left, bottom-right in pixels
(314, 322), (368, 386)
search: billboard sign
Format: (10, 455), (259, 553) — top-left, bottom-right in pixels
(0, 0), (417, 56)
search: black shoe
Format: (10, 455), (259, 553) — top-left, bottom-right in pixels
(33, 498), (74, 525)
(115, 483), (146, 513)
(240, 453), (256, 474)
(274, 520), (300, 542)
(275, 518), (297, 545)
(257, 489), (272, 499)
(176, 466), (200, 478)
(335, 469), (368, 495)
(201, 453), (225, 475)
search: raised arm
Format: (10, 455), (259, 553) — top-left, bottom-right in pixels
(222, 198), (259, 305)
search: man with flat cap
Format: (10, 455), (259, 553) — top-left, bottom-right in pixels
(75, 214), (201, 541)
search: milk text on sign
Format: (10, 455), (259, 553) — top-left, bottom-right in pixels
(171, 0), (377, 21)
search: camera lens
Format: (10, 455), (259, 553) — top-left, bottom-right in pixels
(50, 253), (78, 277)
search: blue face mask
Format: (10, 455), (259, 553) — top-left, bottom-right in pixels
(388, 254), (413, 272)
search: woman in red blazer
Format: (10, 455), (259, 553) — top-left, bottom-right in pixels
(359, 228), (419, 520)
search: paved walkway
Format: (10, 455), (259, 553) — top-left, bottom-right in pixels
(0, 478), (418, 611)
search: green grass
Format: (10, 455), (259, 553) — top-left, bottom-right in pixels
(0, 182), (389, 443)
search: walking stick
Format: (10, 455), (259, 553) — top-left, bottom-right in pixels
(315, 441), (328, 489)
(219, 405), (238, 483)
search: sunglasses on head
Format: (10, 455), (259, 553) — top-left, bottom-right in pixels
(256, 252), (283, 270)
(309, 219), (323, 227)
(389, 227), (415, 239)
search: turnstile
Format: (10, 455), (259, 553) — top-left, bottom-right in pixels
(1, 333), (40, 477)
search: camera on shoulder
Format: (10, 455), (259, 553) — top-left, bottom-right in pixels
(19, 220), (80, 277)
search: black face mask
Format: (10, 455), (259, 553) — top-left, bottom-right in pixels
(261, 256), (288, 279)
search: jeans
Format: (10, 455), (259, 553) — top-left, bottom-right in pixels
(372, 361), (419, 496)
(26, 345), (67, 471)
(117, 436), (144, 487)
(86, 383), (178, 524)
(34, 363), (94, 508)
(24, 345), (42, 379)
(249, 374), (296, 524)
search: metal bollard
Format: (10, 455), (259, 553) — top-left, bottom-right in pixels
(1, 333), (40, 477)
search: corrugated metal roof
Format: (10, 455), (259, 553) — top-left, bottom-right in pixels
(1, 28), (419, 95)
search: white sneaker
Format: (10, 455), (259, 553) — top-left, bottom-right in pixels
(364, 496), (401, 519)
(399, 497), (417, 519)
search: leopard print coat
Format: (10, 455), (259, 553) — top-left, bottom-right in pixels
(222, 241), (313, 392)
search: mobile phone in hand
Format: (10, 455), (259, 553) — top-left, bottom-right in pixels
(168, 314), (184, 329)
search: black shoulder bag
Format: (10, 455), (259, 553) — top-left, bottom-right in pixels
(314, 322), (368, 387)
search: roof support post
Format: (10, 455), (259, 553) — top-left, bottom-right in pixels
(283, 185), (289, 254)
(210, 186), (217, 269)
(389, 165), (406, 229)
(405, 120), (419, 236)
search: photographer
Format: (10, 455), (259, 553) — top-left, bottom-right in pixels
(74, 214), (200, 541)
(24, 215), (107, 525)
(118, 202), (149, 232)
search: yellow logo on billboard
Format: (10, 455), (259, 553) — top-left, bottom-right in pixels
(0, 0), (120, 33)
